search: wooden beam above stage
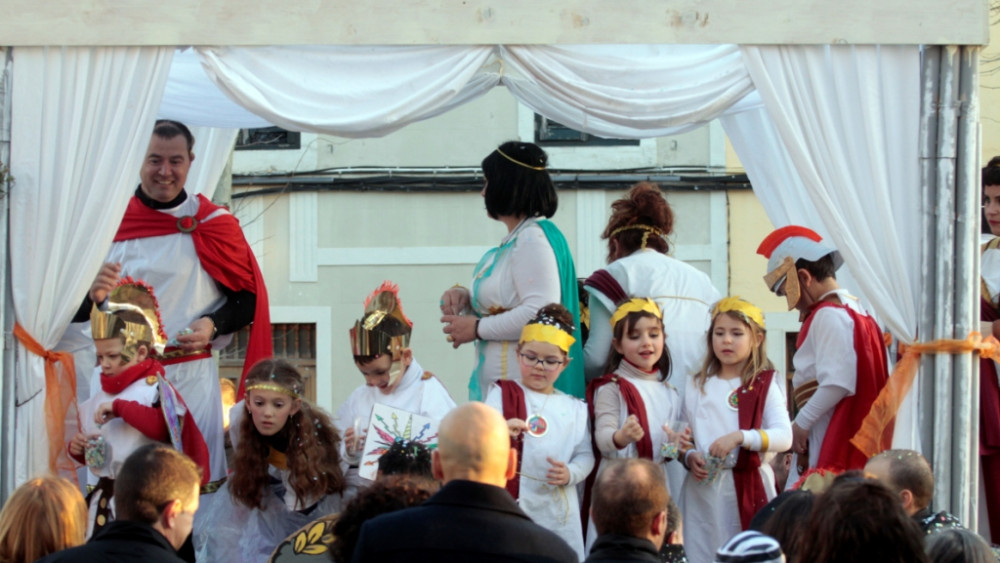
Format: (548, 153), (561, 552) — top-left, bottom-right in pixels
(1, 0), (988, 47)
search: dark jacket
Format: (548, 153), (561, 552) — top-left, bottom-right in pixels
(584, 534), (662, 563)
(350, 479), (577, 563)
(36, 520), (184, 563)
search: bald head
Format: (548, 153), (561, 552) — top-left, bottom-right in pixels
(433, 402), (515, 487)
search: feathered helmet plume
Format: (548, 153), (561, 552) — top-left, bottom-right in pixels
(349, 281), (412, 359)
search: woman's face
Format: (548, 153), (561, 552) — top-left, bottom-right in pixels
(985, 184), (1000, 236)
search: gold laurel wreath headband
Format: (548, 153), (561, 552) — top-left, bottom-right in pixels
(712, 296), (765, 329)
(610, 297), (661, 329)
(520, 323), (576, 353)
(495, 148), (546, 171)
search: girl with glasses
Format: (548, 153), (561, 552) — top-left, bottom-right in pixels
(484, 304), (594, 560)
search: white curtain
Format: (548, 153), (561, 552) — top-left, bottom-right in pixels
(500, 44), (754, 138)
(8, 46), (173, 487)
(188, 126), (238, 198)
(736, 45), (922, 343)
(160, 48), (271, 129)
(196, 45), (500, 137)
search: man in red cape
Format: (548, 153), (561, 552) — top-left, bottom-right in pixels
(757, 226), (891, 474)
(74, 120), (271, 491)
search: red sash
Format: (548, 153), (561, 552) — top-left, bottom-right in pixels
(733, 370), (774, 530)
(497, 380), (527, 500)
(580, 372), (654, 537)
(980, 296), (1000, 455)
(797, 302), (890, 471)
(113, 194), (272, 398)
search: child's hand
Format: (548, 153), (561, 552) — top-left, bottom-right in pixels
(94, 402), (116, 425)
(709, 431), (743, 458)
(679, 426), (694, 450)
(439, 287), (470, 316)
(344, 427), (366, 456)
(545, 457), (570, 486)
(69, 432), (89, 457)
(507, 418), (529, 439)
(88, 262), (121, 304)
(613, 414), (644, 448)
(688, 451), (708, 481)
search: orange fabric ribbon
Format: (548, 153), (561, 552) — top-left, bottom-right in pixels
(851, 331), (1000, 458)
(13, 323), (80, 481)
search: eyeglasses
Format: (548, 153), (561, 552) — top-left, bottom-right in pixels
(518, 353), (565, 371)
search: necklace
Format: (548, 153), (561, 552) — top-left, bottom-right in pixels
(525, 388), (552, 438)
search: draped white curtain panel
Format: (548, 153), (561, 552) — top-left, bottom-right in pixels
(8, 43), (921, 485)
(9, 46), (174, 486)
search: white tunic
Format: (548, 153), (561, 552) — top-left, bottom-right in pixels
(680, 374), (791, 563)
(79, 366), (187, 536)
(586, 361), (681, 554)
(333, 359), (456, 497)
(105, 194), (232, 483)
(791, 289), (863, 468)
(470, 218), (562, 397)
(484, 381), (594, 562)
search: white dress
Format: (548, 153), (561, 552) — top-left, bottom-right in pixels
(680, 374), (791, 563)
(587, 361), (681, 553)
(194, 463), (343, 563)
(484, 381), (594, 561)
(105, 194), (232, 483)
(469, 217), (562, 398)
(333, 358), (456, 498)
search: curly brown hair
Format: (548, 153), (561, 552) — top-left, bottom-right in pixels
(602, 182), (674, 262)
(330, 475), (437, 563)
(229, 359), (344, 510)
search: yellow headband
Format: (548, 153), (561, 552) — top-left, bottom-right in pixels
(520, 323), (575, 353)
(245, 382), (301, 400)
(610, 298), (661, 329)
(495, 148), (546, 171)
(713, 296), (765, 329)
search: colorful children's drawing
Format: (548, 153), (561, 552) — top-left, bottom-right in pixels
(359, 403), (439, 480)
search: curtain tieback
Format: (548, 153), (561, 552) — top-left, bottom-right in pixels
(852, 331), (998, 458)
(13, 323), (79, 478)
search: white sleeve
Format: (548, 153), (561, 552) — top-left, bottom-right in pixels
(593, 383), (625, 455)
(483, 383), (504, 414)
(742, 375), (793, 452)
(584, 296), (614, 382)
(794, 384), (849, 430)
(477, 227), (561, 341)
(808, 308), (858, 394)
(566, 404), (596, 486)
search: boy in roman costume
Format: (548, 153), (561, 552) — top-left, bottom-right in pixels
(756, 226), (890, 473)
(335, 281), (456, 496)
(69, 279), (209, 537)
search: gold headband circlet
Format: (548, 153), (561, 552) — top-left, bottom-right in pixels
(608, 224), (664, 250)
(610, 297), (662, 329)
(245, 382), (301, 399)
(519, 323), (576, 353)
(495, 148), (546, 171)
(713, 296), (766, 329)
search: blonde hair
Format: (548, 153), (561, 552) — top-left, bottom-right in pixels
(0, 476), (86, 563)
(693, 311), (773, 392)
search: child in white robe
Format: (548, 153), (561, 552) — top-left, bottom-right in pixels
(485, 303), (593, 561)
(681, 297), (792, 563)
(585, 298), (682, 551)
(335, 281), (456, 498)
